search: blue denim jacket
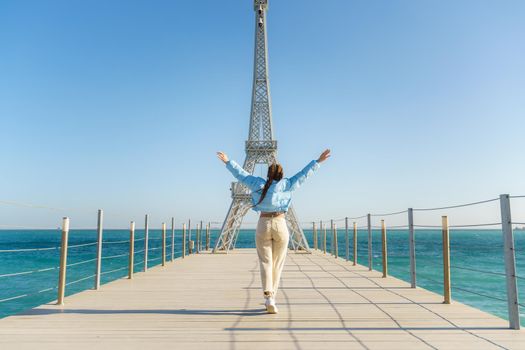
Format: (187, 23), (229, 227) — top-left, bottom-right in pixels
(225, 159), (320, 212)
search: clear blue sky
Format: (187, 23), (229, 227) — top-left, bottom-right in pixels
(1, 0), (524, 229)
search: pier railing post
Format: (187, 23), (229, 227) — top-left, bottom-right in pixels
(197, 221), (202, 254)
(322, 221), (327, 254)
(57, 217), (69, 305)
(128, 221), (135, 279)
(330, 219), (334, 256)
(353, 221), (357, 266)
(334, 223), (338, 258)
(206, 222), (210, 250)
(345, 217), (349, 261)
(162, 222), (166, 266)
(195, 222), (199, 254)
(381, 220), (388, 278)
(408, 208), (416, 288)
(144, 214), (149, 271)
(171, 217), (175, 262)
(182, 223), (187, 258)
(95, 209), (103, 290)
(188, 219), (192, 253)
(500, 194), (520, 329)
(313, 222), (317, 250)
(442, 216), (451, 304)
(367, 214), (372, 271)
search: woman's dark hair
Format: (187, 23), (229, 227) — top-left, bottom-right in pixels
(253, 163), (284, 207)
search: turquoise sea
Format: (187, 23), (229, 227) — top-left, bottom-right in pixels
(1, 228), (525, 325)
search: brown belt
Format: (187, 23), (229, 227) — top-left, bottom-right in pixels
(260, 211), (286, 218)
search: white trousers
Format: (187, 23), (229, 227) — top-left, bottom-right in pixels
(255, 215), (290, 299)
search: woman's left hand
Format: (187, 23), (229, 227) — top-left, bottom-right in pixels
(317, 149), (331, 163)
(217, 151), (229, 164)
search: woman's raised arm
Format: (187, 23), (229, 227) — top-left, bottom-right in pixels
(286, 149), (330, 192)
(217, 151), (264, 191)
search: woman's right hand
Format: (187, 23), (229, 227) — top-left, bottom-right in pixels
(217, 151), (229, 164)
(317, 149), (331, 163)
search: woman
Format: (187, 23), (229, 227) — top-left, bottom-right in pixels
(216, 149), (331, 314)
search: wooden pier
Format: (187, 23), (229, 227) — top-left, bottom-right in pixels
(1, 249), (524, 349)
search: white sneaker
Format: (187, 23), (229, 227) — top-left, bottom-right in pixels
(265, 297), (278, 314)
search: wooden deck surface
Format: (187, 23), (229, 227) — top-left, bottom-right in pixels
(1, 248), (524, 349)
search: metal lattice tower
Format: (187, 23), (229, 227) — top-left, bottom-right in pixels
(213, 0), (310, 254)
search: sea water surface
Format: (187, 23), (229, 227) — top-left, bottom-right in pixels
(1, 228), (525, 323)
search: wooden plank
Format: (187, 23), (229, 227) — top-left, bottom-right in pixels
(0, 249), (524, 349)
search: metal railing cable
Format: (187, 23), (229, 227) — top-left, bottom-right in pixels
(451, 284), (508, 303)
(370, 210), (408, 217)
(510, 195), (525, 198)
(448, 222), (501, 228)
(0, 286), (57, 304)
(101, 252), (128, 260)
(348, 214), (368, 220)
(449, 265), (506, 277)
(69, 242), (97, 249)
(65, 274), (96, 286)
(66, 258), (98, 268)
(418, 260), (443, 268)
(418, 276), (507, 302)
(413, 223), (501, 228)
(102, 240), (129, 245)
(0, 246), (60, 253)
(415, 275), (443, 285)
(412, 197), (499, 211)
(303, 196), (503, 225)
(0, 265), (59, 278)
(100, 266), (127, 276)
(316, 216), (365, 223)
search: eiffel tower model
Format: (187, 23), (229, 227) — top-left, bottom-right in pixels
(213, 0), (310, 253)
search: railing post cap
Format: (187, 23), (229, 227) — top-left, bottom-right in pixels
(62, 217), (70, 231)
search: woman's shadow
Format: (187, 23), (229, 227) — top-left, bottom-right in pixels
(19, 307), (268, 317)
